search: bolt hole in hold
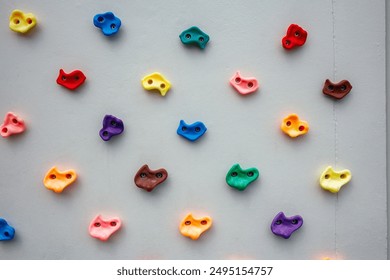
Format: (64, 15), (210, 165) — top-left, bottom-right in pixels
(325, 174), (330, 179)
(291, 219), (298, 224)
(147, 79), (153, 85)
(235, 77), (241, 83)
(185, 34), (191, 39)
(160, 83), (165, 89)
(110, 121), (117, 127)
(195, 127), (200, 132)
(340, 85), (347, 91)
(50, 174), (56, 179)
(140, 173), (147, 178)
(328, 85), (334, 91)
(103, 131), (108, 136)
(247, 171), (254, 177)
(231, 172), (238, 177)
(26, 18), (32, 24)
(276, 220), (282, 225)
(185, 221), (191, 225)
(98, 16), (104, 22)
(286, 121), (291, 126)
(294, 32), (300, 37)
(74, 76), (79, 81)
(66, 174), (72, 179)
(247, 82), (254, 88)
(12, 118), (18, 124)
(4, 232), (9, 237)
(181, 126), (187, 131)
(2, 127), (8, 133)
(110, 221), (117, 226)
(94, 222), (101, 227)
(299, 126), (305, 131)
(14, 19), (20, 24)
(156, 173), (163, 178)
(340, 174), (346, 179)
(62, 76), (67, 81)
(285, 40), (290, 45)
(111, 24), (116, 29)
(201, 220), (207, 225)
(199, 37), (204, 42)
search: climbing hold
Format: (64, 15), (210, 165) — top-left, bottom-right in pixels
(134, 164), (168, 192)
(56, 69), (86, 90)
(89, 215), (122, 241)
(281, 114), (309, 138)
(99, 115), (124, 141)
(271, 212), (303, 239)
(226, 164), (259, 191)
(179, 213), (212, 240)
(177, 120), (207, 142)
(0, 112), (26, 138)
(0, 218), (15, 241)
(9, 10), (37, 34)
(93, 12), (121, 36)
(322, 79), (352, 100)
(230, 71), (259, 95)
(282, 24), (307, 50)
(141, 72), (171, 96)
(320, 166), (352, 193)
(179, 26), (210, 49)
(43, 166), (77, 193)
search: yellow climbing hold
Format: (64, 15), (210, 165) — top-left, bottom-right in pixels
(141, 72), (171, 96)
(9, 10), (37, 34)
(319, 166), (351, 193)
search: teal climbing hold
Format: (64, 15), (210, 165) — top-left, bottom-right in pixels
(179, 26), (210, 49)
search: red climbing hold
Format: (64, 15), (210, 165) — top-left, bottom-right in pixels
(282, 24), (307, 50)
(56, 69), (86, 90)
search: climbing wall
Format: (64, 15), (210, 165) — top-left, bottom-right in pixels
(0, 0), (387, 259)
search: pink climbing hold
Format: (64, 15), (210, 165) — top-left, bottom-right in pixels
(230, 71), (259, 95)
(0, 112), (26, 138)
(88, 215), (122, 241)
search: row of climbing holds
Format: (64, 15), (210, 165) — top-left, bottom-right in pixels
(40, 164), (351, 194)
(8, 10), (307, 54)
(54, 68), (352, 100)
(85, 211), (304, 242)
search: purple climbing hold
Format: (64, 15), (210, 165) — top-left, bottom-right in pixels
(271, 212), (303, 239)
(99, 115), (124, 141)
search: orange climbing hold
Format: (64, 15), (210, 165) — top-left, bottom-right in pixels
(281, 114), (309, 138)
(179, 213), (212, 240)
(43, 166), (77, 193)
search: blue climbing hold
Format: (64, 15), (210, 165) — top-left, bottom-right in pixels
(0, 218), (15, 241)
(177, 120), (207, 142)
(179, 26), (210, 49)
(93, 12), (121, 36)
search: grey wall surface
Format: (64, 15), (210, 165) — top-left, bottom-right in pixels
(0, 0), (387, 259)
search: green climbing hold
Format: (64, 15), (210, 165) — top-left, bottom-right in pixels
(179, 26), (210, 49)
(226, 164), (259, 191)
